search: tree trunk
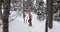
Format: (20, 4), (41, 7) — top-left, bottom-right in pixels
(2, 0), (11, 32)
(23, 0), (25, 23)
(45, 0), (49, 32)
(0, 0), (2, 20)
(47, 0), (53, 29)
(45, 16), (48, 32)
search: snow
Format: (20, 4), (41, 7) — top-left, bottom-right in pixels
(0, 11), (60, 32)
(0, 25), (3, 32)
(9, 12), (45, 32)
(49, 21), (60, 32)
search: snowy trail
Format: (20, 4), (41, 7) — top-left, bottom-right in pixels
(0, 11), (60, 32)
(9, 12), (60, 32)
(9, 13), (45, 32)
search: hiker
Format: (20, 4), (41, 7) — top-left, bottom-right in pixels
(28, 12), (32, 26)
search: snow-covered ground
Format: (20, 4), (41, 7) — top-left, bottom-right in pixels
(0, 11), (60, 32)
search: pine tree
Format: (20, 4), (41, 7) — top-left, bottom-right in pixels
(2, 0), (11, 32)
(45, 0), (53, 32)
(0, 0), (2, 19)
(47, 0), (53, 29)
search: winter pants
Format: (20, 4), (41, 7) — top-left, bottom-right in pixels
(28, 19), (32, 26)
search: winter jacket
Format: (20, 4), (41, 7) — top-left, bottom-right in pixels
(29, 12), (32, 20)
